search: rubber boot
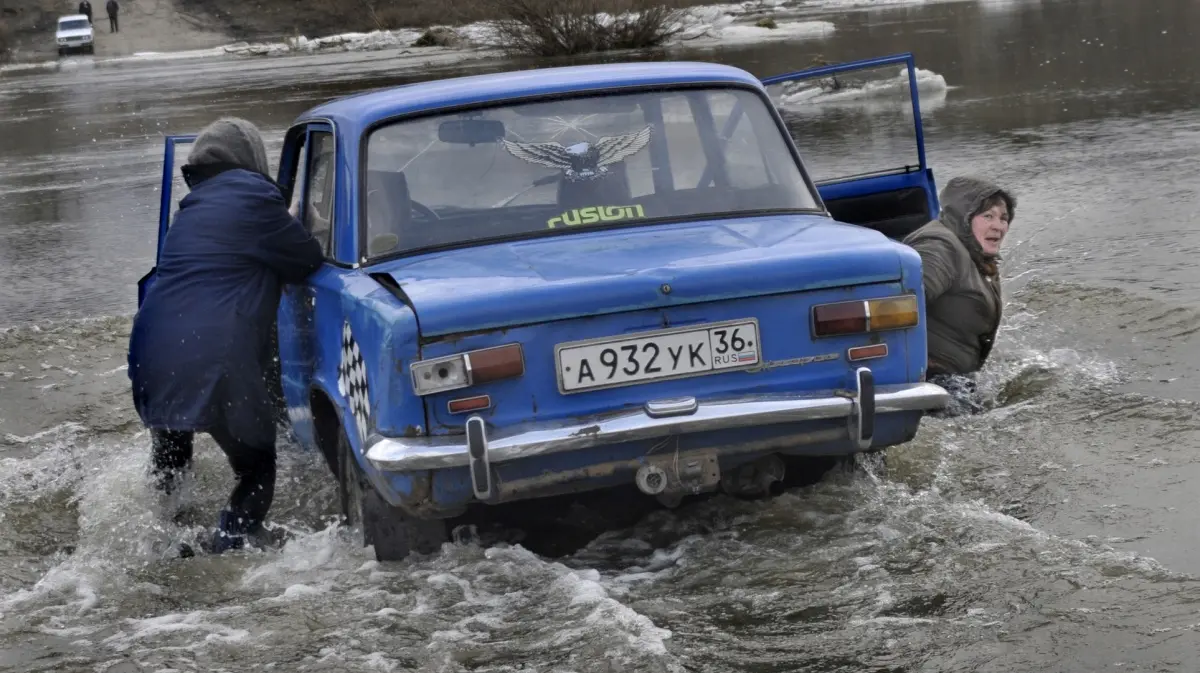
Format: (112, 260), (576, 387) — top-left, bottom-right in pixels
(209, 510), (249, 554)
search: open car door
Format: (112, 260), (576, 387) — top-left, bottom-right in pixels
(137, 134), (196, 307)
(760, 52), (941, 241)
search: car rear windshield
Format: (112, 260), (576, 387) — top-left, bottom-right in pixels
(362, 86), (819, 260)
(59, 19), (90, 30)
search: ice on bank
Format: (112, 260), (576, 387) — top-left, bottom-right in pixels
(220, 0), (834, 58)
(1, 0), (837, 74)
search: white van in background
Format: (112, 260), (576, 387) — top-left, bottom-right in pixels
(55, 15), (95, 56)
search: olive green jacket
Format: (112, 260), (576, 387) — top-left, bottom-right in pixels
(902, 176), (1015, 376)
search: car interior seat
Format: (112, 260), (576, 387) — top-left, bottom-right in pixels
(366, 169), (412, 256)
(823, 185), (933, 241)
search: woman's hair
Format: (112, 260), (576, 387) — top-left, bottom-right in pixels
(974, 193), (1012, 220)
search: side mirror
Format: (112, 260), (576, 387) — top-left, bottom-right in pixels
(438, 119), (506, 146)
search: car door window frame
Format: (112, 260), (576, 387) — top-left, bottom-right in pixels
(279, 121), (341, 263)
(304, 131), (336, 257)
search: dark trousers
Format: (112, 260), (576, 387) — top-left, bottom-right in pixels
(927, 373), (985, 417)
(151, 427), (276, 534)
(109, 15), (118, 32)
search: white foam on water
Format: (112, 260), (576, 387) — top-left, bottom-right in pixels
(0, 421), (85, 448)
(361, 651), (402, 671)
(850, 615), (937, 627)
(0, 60), (61, 75)
(774, 65), (950, 110)
(897, 423), (1183, 587)
(603, 534), (707, 595)
(802, 0), (992, 8)
(0, 426), (284, 622)
(977, 344), (1124, 400)
(421, 544), (683, 671)
(111, 47), (229, 62)
(102, 608), (252, 653)
(0, 46), (229, 74)
(0, 560), (117, 623)
(239, 524), (372, 605)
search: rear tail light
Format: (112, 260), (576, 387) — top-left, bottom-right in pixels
(812, 301), (868, 336)
(410, 343), (524, 396)
(812, 295), (919, 338)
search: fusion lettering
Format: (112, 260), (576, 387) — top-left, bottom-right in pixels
(547, 204), (646, 229)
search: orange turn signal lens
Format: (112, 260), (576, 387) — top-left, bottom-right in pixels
(812, 294), (919, 338)
(867, 295), (919, 331)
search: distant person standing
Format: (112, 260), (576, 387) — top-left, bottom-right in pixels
(106, 0), (119, 33)
(78, 0), (93, 24)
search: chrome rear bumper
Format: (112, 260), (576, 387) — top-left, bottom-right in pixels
(364, 370), (949, 484)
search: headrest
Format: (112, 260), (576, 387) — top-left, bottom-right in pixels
(367, 169), (410, 201)
(365, 170), (412, 250)
(557, 161), (631, 210)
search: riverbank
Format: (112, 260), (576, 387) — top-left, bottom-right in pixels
(1, 0), (782, 61)
(2, 0), (837, 73)
(214, 3), (835, 59)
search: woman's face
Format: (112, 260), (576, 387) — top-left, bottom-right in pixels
(971, 202), (1010, 256)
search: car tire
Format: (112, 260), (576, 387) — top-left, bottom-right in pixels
(336, 424), (447, 562)
(58, 47), (65, 56)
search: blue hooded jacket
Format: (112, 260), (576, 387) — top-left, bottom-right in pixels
(128, 168), (324, 447)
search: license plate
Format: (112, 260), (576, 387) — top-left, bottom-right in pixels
(555, 319), (761, 394)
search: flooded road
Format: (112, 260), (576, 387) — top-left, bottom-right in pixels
(5, 0), (1200, 670)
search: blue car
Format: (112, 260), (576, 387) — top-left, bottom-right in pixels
(141, 54), (950, 561)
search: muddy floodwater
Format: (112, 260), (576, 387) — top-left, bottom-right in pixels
(5, 0), (1200, 670)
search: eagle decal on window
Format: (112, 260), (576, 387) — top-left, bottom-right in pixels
(501, 125), (653, 182)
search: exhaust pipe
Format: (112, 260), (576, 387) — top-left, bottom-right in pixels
(720, 455), (786, 497)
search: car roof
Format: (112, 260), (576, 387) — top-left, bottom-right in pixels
(58, 14), (90, 21)
(295, 61), (764, 133)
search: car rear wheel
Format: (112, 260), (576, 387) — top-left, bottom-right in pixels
(336, 425), (448, 562)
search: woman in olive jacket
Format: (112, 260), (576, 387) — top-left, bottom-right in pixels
(903, 176), (1016, 399)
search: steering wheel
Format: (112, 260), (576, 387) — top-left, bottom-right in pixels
(367, 189), (441, 224)
(410, 199), (439, 220)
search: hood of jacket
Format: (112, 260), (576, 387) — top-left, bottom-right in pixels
(186, 117), (271, 179)
(937, 175), (1016, 267)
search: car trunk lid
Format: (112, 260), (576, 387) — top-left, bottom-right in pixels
(375, 213), (906, 340)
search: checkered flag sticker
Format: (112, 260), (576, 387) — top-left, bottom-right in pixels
(337, 321), (371, 442)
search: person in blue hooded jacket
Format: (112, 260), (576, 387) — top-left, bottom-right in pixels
(128, 117), (324, 554)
